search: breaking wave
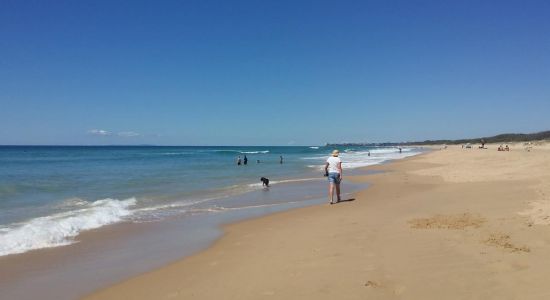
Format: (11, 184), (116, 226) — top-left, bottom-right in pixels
(0, 198), (136, 256)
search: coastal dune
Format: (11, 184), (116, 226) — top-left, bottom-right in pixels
(86, 143), (550, 299)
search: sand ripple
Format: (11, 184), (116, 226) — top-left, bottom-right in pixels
(409, 213), (486, 230)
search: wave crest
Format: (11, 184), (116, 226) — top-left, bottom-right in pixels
(0, 198), (136, 256)
(240, 150), (269, 154)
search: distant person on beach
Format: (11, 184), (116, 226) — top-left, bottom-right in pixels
(367, 151), (371, 157)
(243, 155), (248, 165)
(398, 147), (402, 153)
(257, 159), (260, 164)
(280, 155), (283, 164)
(236, 156), (242, 165)
(324, 150), (342, 204)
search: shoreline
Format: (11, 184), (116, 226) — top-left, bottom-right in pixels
(79, 151), (432, 298)
(0, 145), (417, 258)
(85, 144), (550, 299)
(0, 161), (378, 299)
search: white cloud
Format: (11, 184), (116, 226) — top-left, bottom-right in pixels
(118, 131), (140, 137)
(88, 129), (142, 138)
(88, 129), (111, 136)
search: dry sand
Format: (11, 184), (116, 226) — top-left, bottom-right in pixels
(85, 142), (550, 299)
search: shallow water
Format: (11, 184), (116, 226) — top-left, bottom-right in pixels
(0, 178), (365, 300)
(0, 145), (420, 256)
(0, 145), (422, 299)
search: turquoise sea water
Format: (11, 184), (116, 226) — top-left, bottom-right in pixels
(0, 145), (420, 256)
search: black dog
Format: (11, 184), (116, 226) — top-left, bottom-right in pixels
(260, 177), (270, 187)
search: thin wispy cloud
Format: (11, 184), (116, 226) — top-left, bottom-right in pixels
(118, 131), (140, 137)
(87, 129), (142, 137)
(88, 129), (110, 136)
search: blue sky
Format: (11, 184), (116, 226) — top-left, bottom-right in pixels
(1, 0), (549, 145)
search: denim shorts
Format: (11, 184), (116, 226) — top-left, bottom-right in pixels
(328, 172), (341, 184)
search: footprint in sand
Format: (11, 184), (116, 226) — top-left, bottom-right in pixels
(409, 213), (486, 230)
(483, 233), (530, 253)
(364, 280), (381, 288)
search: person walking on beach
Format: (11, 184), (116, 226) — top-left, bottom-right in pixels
(236, 156), (242, 166)
(324, 150), (342, 204)
(243, 155), (248, 165)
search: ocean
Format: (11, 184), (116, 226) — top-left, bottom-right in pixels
(0, 145), (420, 257)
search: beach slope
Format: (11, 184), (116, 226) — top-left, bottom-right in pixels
(85, 144), (550, 299)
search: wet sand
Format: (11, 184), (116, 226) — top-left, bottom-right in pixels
(0, 177), (364, 300)
(86, 142), (550, 299)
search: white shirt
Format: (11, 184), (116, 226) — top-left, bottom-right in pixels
(326, 156), (342, 173)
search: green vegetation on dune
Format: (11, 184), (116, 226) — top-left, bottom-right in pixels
(326, 130), (550, 147)
(413, 130), (550, 145)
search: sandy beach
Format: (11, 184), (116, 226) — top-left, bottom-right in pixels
(85, 143), (550, 299)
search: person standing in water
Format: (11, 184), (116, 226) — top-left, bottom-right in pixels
(236, 156), (242, 166)
(279, 155), (283, 164)
(324, 150), (342, 204)
(243, 155), (248, 165)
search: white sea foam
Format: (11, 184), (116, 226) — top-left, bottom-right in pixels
(195, 149), (241, 154)
(247, 177), (321, 188)
(309, 146), (320, 149)
(55, 197), (90, 208)
(342, 148), (419, 168)
(303, 147), (420, 169)
(132, 197), (220, 215)
(0, 198), (136, 256)
(189, 201), (304, 214)
(200, 149), (269, 154)
(0, 147), (421, 256)
(240, 150), (269, 154)
(161, 152), (187, 155)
